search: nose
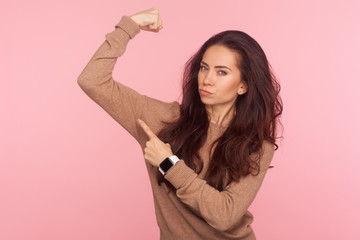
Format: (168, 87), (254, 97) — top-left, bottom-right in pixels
(202, 71), (215, 86)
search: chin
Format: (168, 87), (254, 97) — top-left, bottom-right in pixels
(200, 99), (217, 107)
(199, 97), (212, 105)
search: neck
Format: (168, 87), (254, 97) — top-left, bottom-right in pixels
(205, 103), (236, 127)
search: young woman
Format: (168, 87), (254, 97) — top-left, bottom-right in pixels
(78, 7), (282, 240)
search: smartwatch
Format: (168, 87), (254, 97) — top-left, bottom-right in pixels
(159, 155), (180, 175)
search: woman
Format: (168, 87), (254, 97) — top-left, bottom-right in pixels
(77, 7), (282, 240)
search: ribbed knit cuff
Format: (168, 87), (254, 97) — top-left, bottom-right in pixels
(164, 160), (197, 189)
(115, 16), (140, 39)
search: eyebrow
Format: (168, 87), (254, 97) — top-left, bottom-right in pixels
(200, 61), (232, 71)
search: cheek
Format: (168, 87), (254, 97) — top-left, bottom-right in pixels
(219, 78), (241, 95)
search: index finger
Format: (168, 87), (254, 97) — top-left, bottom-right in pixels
(137, 119), (157, 139)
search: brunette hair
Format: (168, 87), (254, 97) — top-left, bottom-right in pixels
(158, 30), (283, 191)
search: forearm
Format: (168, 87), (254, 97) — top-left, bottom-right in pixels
(77, 16), (146, 140)
(164, 143), (274, 231)
(77, 16), (140, 88)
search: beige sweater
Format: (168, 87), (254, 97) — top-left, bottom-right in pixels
(77, 15), (274, 240)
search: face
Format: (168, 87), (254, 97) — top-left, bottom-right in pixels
(198, 45), (247, 109)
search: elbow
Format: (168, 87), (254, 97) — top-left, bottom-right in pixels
(77, 75), (95, 92)
(77, 76), (99, 98)
(77, 75), (88, 88)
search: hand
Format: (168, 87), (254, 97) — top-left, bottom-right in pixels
(130, 7), (163, 32)
(137, 119), (173, 167)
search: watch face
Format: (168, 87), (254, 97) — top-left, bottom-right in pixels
(160, 158), (173, 172)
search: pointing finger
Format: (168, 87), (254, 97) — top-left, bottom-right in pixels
(137, 119), (157, 139)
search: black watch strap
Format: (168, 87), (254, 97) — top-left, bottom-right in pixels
(159, 155), (180, 175)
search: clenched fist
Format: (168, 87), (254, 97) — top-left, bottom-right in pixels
(130, 7), (163, 32)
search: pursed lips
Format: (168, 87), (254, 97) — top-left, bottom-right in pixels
(199, 89), (213, 95)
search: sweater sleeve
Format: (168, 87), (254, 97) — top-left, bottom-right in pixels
(77, 16), (144, 140)
(77, 16), (178, 141)
(164, 141), (275, 232)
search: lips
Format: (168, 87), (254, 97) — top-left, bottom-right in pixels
(199, 89), (213, 95)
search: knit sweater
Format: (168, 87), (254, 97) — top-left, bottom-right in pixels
(77, 15), (275, 240)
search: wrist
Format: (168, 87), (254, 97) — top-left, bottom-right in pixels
(159, 155), (180, 175)
(129, 15), (140, 26)
(115, 16), (140, 38)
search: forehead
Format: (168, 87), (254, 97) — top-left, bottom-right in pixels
(202, 45), (239, 66)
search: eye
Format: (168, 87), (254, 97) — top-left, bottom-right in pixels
(218, 70), (227, 75)
(200, 65), (208, 71)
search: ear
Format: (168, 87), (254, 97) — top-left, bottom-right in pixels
(237, 81), (248, 95)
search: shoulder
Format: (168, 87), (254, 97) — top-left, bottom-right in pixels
(262, 140), (275, 156)
(258, 140), (275, 172)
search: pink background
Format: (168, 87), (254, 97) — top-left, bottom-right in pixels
(1, 0), (359, 239)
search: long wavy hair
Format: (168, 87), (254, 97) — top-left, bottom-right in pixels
(158, 30), (283, 191)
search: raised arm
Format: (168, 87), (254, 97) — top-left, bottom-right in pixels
(77, 8), (164, 140)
